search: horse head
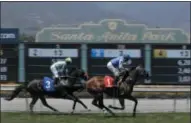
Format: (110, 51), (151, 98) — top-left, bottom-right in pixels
(123, 64), (149, 85)
(69, 68), (89, 81)
(77, 69), (89, 81)
(134, 64), (150, 81)
(68, 68), (88, 92)
(68, 67), (78, 75)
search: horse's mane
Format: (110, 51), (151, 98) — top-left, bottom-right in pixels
(129, 67), (136, 71)
(68, 67), (78, 75)
(121, 66), (141, 82)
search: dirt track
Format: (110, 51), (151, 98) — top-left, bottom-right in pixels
(1, 98), (190, 113)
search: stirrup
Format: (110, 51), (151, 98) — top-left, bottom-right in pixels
(113, 82), (118, 87)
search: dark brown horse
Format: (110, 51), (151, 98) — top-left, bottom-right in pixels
(86, 65), (149, 116)
(5, 68), (90, 114)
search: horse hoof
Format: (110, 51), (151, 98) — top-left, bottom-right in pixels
(108, 105), (112, 108)
(30, 111), (34, 115)
(112, 113), (116, 117)
(103, 110), (109, 115)
(70, 110), (74, 114)
(54, 110), (60, 114)
(87, 109), (91, 112)
(4, 97), (11, 101)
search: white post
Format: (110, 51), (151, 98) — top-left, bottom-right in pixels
(173, 92), (177, 112)
(186, 94), (189, 112)
(112, 89), (116, 107)
(25, 92), (29, 112)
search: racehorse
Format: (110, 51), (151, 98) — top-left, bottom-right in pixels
(5, 68), (90, 113)
(86, 64), (149, 117)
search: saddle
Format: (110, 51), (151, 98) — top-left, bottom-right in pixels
(59, 78), (70, 86)
(58, 75), (79, 88)
(42, 77), (56, 92)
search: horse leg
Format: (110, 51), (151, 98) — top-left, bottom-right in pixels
(29, 95), (39, 114)
(98, 93), (115, 116)
(71, 94), (90, 112)
(88, 89), (114, 115)
(108, 97), (125, 110)
(91, 94), (105, 112)
(91, 96), (99, 108)
(72, 99), (77, 112)
(63, 93), (90, 113)
(126, 95), (138, 117)
(68, 94), (90, 114)
(67, 92), (77, 111)
(39, 95), (59, 112)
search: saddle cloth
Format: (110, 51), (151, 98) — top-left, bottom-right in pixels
(42, 77), (55, 92)
(104, 76), (114, 88)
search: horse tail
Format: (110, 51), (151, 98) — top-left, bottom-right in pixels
(4, 84), (26, 101)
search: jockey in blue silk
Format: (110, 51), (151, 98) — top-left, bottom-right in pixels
(50, 57), (72, 85)
(107, 54), (132, 85)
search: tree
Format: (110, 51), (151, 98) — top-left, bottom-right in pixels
(20, 33), (35, 42)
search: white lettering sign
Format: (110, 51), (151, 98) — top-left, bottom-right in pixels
(167, 50), (191, 58)
(0, 33), (16, 39)
(0, 67), (7, 72)
(0, 74), (7, 81)
(91, 49), (141, 58)
(28, 48), (78, 57)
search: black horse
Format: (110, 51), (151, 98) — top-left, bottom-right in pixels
(86, 64), (149, 116)
(106, 65), (150, 116)
(5, 68), (90, 113)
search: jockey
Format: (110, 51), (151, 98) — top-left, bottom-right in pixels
(50, 57), (72, 85)
(107, 54), (132, 85)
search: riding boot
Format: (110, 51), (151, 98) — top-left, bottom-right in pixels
(53, 78), (67, 97)
(122, 70), (129, 82)
(54, 78), (60, 90)
(114, 76), (120, 86)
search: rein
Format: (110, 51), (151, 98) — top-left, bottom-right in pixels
(60, 76), (77, 79)
(62, 69), (84, 86)
(121, 68), (139, 85)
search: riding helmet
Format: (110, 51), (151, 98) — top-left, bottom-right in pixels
(123, 54), (130, 60)
(65, 57), (72, 64)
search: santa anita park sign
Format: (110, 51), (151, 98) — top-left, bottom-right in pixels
(36, 19), (190, 43)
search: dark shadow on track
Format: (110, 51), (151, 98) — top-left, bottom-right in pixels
(104, 115), (134, 118)
(33, 112), (104, 116)
(3, 111), (135, 118)
(34, 112), (135, 118)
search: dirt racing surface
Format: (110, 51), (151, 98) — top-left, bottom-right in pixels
(1, 96), (190, 123)
(1, 98), (190, 113)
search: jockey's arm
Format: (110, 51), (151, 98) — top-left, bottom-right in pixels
(122, 59), (132, 70)
(127, 59), (132, 65)
(59, 62), (67, 76)
(118, 58), (124, 70)
(118, 58), (132, 85)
